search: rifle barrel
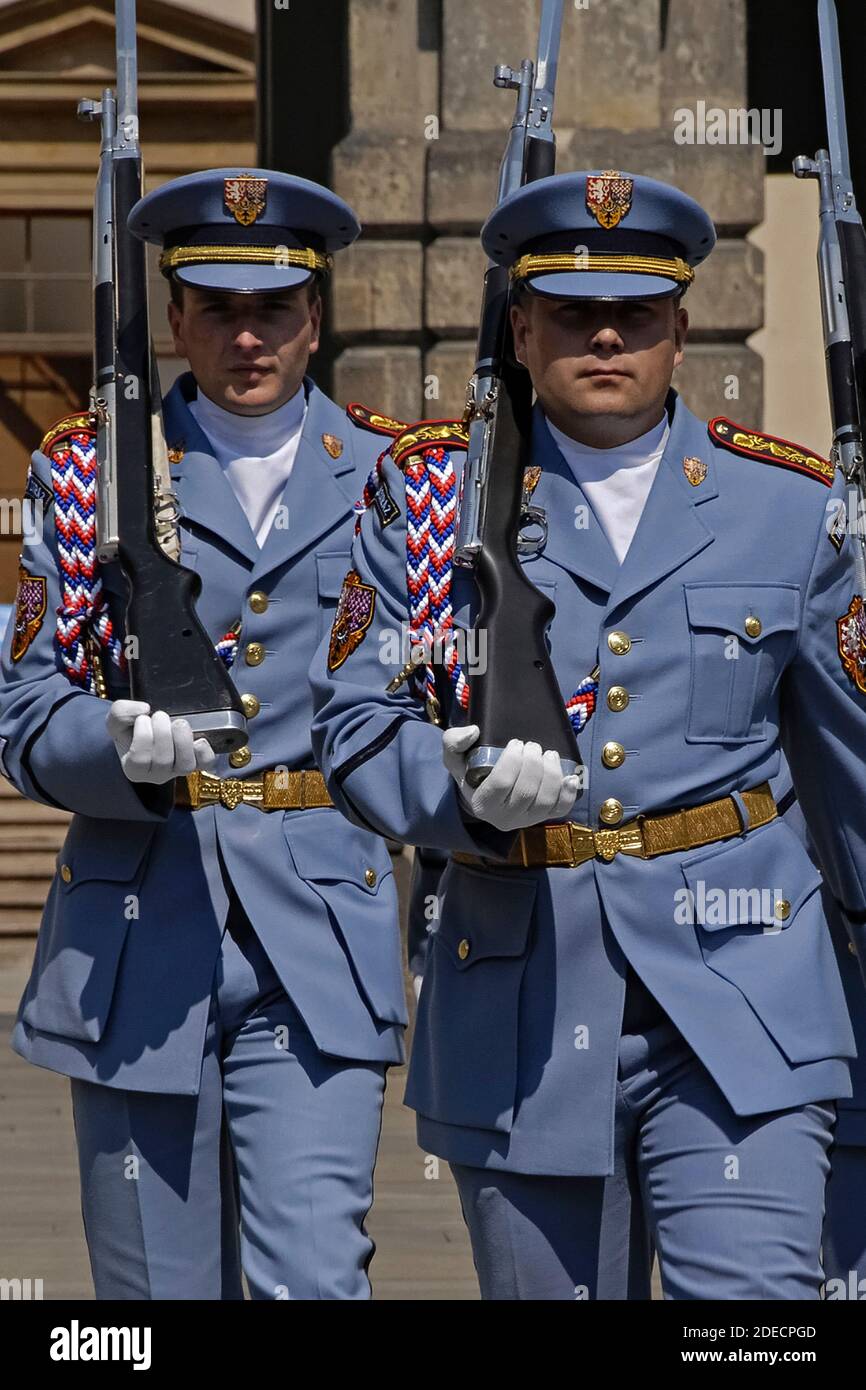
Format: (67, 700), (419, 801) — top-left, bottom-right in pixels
(818, 0), (853, 190)
(115, 0), (139, 155)
(532, 0), (563, 134)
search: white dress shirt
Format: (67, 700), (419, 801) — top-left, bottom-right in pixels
(546, 412), (670, 564)
(189, 384), (307, 547)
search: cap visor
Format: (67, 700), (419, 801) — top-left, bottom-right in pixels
(175, 263), (314, 293)
(525, 271), (681, 301)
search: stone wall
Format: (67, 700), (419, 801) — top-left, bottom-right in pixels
(330, 0), (763, 425)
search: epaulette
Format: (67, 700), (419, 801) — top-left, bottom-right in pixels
(389, 418), (470, 471)
(708, 416), (834, 487)
(347, 402), (469, 471)
(39, 412), (95, 460)
(346, 402), (409, 438)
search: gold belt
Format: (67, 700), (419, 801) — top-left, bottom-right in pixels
(175, 768), (333, 812)
(452, 782), (777, 870)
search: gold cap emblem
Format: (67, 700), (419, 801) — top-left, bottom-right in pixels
(322, 433), (344, 460)
(224, 174), (268, 227)
(585, 171), (633, 230)
(683, 455), (707, 486)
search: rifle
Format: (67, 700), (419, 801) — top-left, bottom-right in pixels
(794, 0), (866, 597)
(453, 0), (580, 787)
(77, 0), (248, 753)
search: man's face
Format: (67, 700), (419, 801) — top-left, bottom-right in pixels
(167, 282), (322, 415)
(510, 292), (688, 444)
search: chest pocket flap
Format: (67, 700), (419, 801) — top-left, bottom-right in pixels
(683, 582), (801, 744)
(684, 583), (800, 640)
(316, 551), (353, 598)
(316, 551), (353, 641)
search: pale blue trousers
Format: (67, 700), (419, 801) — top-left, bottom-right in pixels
(70, 890), (387, 1300)
(452, 970), (836, 1300)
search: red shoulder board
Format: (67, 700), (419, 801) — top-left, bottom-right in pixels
(39, 411), (95, 460)
(708, 416), (834, 487)
(346, 403), (409, 438)
(390, 418), (470, 471)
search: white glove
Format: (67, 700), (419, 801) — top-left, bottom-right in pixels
(443, 725), (581, 833)
(106, 700), (216, 785)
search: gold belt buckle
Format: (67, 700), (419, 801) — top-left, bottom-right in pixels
(193, 771), (265, 811)
(565, 824), (598, 866)
(566, 818), (647, 866)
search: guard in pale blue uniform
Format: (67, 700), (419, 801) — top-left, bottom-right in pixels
(0, 169), (406, 1299)
(310, 171), (866, 1299)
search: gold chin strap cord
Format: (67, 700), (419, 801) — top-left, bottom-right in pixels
(159, 245), (334, 275)
(509, 251), (695, 286)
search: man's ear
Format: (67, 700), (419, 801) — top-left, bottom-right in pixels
(307, 292), (323, 357)
(511, 301), (529, 367)
(167, 301), (186, 360)
(673, 302), (689, 367)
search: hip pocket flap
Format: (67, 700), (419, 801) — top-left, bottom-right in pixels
(285, 809), (393, 894)
(681, 822), (821, 930)
(436, 866), (536, 967)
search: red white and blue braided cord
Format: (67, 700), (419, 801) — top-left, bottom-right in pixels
(356, 442), (598, 731)
(48, 430), (238, 692)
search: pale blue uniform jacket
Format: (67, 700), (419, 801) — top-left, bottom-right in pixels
(0, 372), (406, 1095)
(310, 389), (866, 1177)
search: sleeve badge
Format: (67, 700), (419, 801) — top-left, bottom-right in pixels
(24, 468), (53, 511)
(11, 563), (47, 662)
(837, 594), (866, 695)
(828, 498), (848, 553)
(327, 570), (377, 672)
(372, 474), (400, 528)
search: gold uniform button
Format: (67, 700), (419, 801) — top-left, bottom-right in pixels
(601, 741), (625, 769)
(60, 863), (72, 883)
(607, 630), (631, 656)
(244, 642), (265, 666)
(774, 898), (791, 921)
(229, 745), (252, 769)
(458, 938), (471, 961)
(745, 616), (762, 638)
(364, 867), (377, 888)
(240, 693), (261, 719)
(599, 798), (624, 825)
(249, 590), (269, 614)
(607, 685), (629, 712)
(849, 941), (859, 957)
